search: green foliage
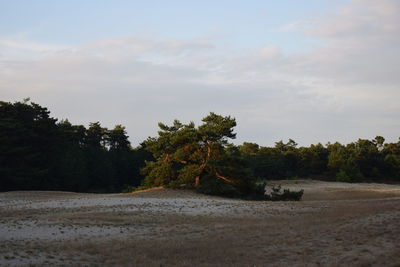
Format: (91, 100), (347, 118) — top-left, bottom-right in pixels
(265, 185), (304, 201)
(238, 142), (259, 155)
(141, 161), (176, 187)
(141, 114), (306, 201)
(239, 135), (400, 183)
(335, 163), (363, 183)
(196, 175), (242, 198)
(336, 169), (352, 183)
(0, 100), (151, 192)
(141, 113), (265, 199)
(0, 100), (58, 190)
(2, 99), (400, 196)
(173, 164), (201, 188)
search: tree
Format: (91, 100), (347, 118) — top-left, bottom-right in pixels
(108, 125), (130, 151)
(108, 125), (136, 190)
(238, 142), (259, 155)
(275, 139), (299, 177)
(0, 100), (59, 190)
(52, 119), (89, 191)
(141, 113), (257, 197)
(0, 100), (153, 192)
(382, 138), (400, 180)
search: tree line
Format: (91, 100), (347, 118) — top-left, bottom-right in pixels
(239, 137), (400, 183)
(0, 99), (150, 192)
(1, 100), (399, 197)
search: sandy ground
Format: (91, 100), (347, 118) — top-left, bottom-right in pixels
(0, 180), (400, 266)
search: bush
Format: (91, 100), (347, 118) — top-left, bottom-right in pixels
(265, 185), (304, 201)
(197, 179), (304, 201)
(336, 165), (363, 183)
(243, 182), (269, 200)
(196, 175), (242, 198)
(336, 169), (352, 183)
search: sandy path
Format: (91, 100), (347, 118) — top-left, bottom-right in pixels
(1, 180), (400, 266)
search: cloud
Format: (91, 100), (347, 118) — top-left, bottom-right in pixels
(304, 0), (400, 83)
(278, 19), (317, 33)
(0, 37), (72, 60)
(1, 0), (400, 146)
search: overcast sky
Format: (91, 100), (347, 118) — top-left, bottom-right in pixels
(1, 0), (399, 146)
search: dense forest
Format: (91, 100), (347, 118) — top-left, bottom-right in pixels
(0, 99), (151, 192)
(1, 100), (399, 196)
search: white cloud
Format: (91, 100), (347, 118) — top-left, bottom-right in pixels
(1, 0), (400, 146)
(0, 37), (73, 60)
(260, 45), (280, 57)
(278, 19), (317, 33)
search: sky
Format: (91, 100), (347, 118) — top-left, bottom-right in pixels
(1, 0), (399, 146)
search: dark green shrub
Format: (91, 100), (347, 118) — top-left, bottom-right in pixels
(196, 175), (241, 198)
(336, 169), (352, 183)
(265, 185), (304, 201)
(197, 180), (303, 201)
(336, 164), (363, 183)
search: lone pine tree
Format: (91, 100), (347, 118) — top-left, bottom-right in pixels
(141, 113), (263, 198)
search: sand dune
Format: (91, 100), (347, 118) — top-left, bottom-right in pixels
(1, 180), (400, 266)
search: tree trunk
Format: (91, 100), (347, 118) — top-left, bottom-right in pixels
(195, 176), (200, 187)
(215, 171), (236, 185)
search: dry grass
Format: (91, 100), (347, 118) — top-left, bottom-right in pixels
(1, 180), (400, 266)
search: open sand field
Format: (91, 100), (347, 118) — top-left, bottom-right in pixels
(1, 180), (400, 266)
